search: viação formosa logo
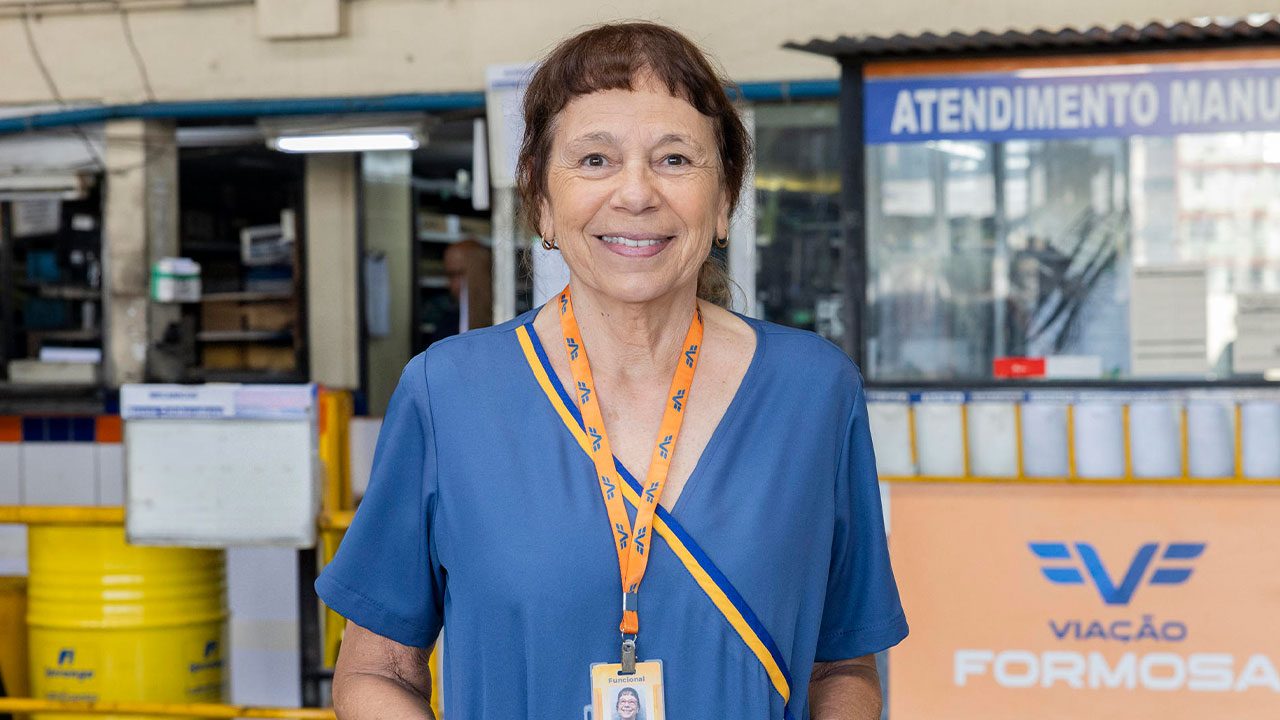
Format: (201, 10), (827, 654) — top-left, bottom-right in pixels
(1029, 542), (1205, 605)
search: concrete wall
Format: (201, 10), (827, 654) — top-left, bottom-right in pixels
(360, 151), (413, 417)
(0, 0), (1271, 106)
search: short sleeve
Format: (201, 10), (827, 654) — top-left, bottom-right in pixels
(315, 354), (444, 648)
(814, 377), (909, 661)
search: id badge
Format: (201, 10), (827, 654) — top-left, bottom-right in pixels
(591, 661), (666, 720)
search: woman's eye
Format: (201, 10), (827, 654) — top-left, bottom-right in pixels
(662, 154), (689, 166)
(581, 154), (607, 167)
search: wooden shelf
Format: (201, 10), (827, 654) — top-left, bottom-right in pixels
(196, 330), (292, 343)
(201, 291), (295, 303)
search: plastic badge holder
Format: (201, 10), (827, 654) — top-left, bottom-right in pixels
(913, 402), (966, 477)
(1241, 401), (1280, 478)
(1186, 401), (1236, 478)
(966, 403), (1018, 477)
(1020, 402), (1069, 478)
(1129, 401), (1183, 478)
(1072, 402), (1125, 478)
(866, 402), (914, 477)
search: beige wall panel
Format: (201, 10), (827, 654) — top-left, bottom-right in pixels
(360, 151), (412, 416)
(305, 153), (360, 389)
(0, 0), (1272, 105)
(257, 0), (341, 40)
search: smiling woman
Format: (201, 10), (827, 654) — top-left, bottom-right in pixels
(318, 21), (906, 720)
(516, 22), (751, 308)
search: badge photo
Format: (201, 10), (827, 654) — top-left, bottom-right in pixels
(591, 661), (666, 720)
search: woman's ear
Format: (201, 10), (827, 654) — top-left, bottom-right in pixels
(715, 189), (731, 240)
(539, 197), (555, 242)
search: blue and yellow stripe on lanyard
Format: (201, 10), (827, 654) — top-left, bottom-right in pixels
(516, 322), (798, 720)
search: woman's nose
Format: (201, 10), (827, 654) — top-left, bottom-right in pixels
(612, 163), (659, 214)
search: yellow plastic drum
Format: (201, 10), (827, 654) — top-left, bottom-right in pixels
(26, 526), (226, 720)
(0, 576), (29, 700)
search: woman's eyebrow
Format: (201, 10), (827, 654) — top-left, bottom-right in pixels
(564, 131), (617, 151)
(655, 133), (708, 155)
(655, 133), (694, 146)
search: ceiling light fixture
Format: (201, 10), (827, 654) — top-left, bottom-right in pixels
(269, 131), (420, 154)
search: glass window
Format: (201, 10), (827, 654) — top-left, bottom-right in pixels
(866, 129), (1280, 382)
(752, 102), (846, 342)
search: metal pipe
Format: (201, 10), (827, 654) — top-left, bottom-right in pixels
(0, 506), (124, 524)
(0, 698), (334, 719)
(0, 506), (358, 529)
(0, 82), (839, 139)
(318, 510), (353, 531)
(0, 93), (488, 137)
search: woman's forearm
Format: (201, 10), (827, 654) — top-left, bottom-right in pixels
(331, 621), (435, 720)
(333, 670), (435, 720)
(808, 655), (882, 720)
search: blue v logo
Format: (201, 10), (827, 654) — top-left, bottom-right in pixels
(1029, 541), (1205, 605)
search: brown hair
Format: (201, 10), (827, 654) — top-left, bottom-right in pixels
(516, 21), (751, 308)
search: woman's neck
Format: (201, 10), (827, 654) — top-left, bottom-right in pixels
(566, 279), (699, 384)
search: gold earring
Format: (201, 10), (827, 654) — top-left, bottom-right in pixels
(541, 236), (558, 251)
(714, 235), (728, 249)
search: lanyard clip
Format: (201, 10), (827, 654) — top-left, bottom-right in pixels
(620, 636), (638, 675)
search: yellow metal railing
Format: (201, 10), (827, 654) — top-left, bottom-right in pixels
(0, 506), (124, 525)
(883, 400), (1280, 485)
(0, 698), (335, 719)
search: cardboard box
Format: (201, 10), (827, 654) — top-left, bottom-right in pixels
(246, 345), (296, 371)
(201, 303), (245, 332)
(244, 302), (295, 332)
(201, 345), (247, 370)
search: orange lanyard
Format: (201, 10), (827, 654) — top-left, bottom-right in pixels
(557, 285), (703, 665)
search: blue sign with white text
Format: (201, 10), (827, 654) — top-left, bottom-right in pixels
(865, 62), (1280, 144)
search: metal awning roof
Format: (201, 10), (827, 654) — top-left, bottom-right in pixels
(786, 14), (1280, 60)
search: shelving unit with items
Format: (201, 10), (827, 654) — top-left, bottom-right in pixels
(178, 146), (307, 382)
(0, 179), (106, 387)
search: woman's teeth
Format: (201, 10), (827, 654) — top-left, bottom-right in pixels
(600, 236), (666, 248)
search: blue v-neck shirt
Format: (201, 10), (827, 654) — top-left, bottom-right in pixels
(316, 307), (907, 719)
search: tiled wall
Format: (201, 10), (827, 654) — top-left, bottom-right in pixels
(0, 415), (125, 507)
(0, 414), (306, 706)
(1, 415), (124, 577)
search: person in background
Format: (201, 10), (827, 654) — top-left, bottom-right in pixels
(442, 238), (492, 332)
(319, 21), (906, 720)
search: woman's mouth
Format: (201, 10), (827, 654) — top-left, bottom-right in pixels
(596, 234), (674, 258)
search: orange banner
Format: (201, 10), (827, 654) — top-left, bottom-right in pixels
(888, 483), (1280, 719)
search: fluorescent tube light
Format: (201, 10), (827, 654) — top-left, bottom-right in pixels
(270, 132), (420, 153)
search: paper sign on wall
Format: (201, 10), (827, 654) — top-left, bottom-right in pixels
(1130, 266), (1207, 377)
(1234, 293), (1280, 374)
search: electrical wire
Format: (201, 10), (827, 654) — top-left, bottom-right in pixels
(19, 11), (107, 172)
(115, 1), (157, 102)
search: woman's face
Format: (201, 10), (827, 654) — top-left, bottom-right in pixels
(541, 72), (730, 306)
(616, 690), (640, 718)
